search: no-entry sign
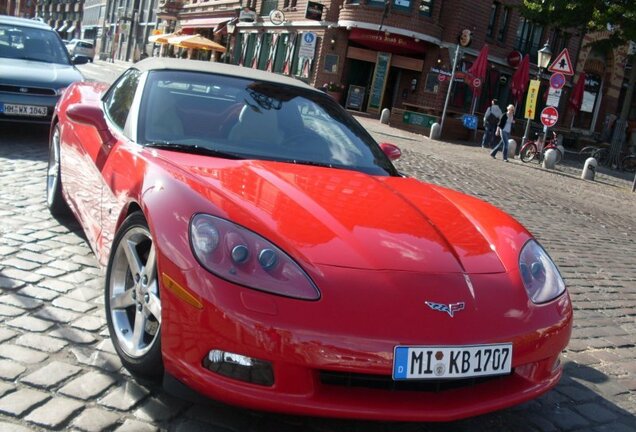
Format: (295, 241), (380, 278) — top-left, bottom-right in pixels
(540, 106), (559, 127)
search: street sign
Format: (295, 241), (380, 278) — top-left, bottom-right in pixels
(549, 72), (565, 90)
(540, 106), (559, 127)
(462, 114), (478, 130)
(298, 32), (317, 59)
(547, 49), (574, 75)
(546, 87), (562, 107)
(524, 79), (541, 119)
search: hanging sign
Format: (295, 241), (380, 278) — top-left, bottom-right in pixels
(305, 1), (324, 21)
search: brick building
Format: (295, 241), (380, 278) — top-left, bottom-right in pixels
(172, 0), (588, 137)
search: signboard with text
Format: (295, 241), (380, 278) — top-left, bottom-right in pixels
(298, 32), (316, 59)
(367, 52), (391, 112)
(524, 79), (541, 119)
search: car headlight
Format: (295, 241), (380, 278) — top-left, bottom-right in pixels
(190, 214), (320, 300)
(519, 240), (565, 304)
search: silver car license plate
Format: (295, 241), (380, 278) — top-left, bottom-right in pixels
(1, 104), (48, 117)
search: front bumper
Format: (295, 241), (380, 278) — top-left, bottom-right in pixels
(159, 264), (572, 421)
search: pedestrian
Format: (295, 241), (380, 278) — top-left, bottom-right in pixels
(482, 99), (502, 148)
(490, 104), (516, 162)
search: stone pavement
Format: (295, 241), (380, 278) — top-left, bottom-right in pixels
(0, 114), (635, 431)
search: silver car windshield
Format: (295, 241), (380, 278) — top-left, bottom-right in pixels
(138, 70), (398, 176)
(0, 23), (71, 65)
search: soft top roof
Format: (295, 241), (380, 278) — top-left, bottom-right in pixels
(133, 57), (318, 92)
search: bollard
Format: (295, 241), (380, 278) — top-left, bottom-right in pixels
(507, 139), (517, 159)
(430, 122), (441, 140)
(542, 148), (558, 169)
(380, 108), (391, 124)
(582, 157), (597, 180)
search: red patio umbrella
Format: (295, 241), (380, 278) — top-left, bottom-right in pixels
(466, 44), (489, 97)
(568, 72), (586, 112)
(510, 54), (530, 105)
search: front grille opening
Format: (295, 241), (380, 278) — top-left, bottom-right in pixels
(319, 370), (512, 392)
(0, 85), (56, 96)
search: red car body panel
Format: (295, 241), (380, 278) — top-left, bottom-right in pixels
(54, 79), (573, 421)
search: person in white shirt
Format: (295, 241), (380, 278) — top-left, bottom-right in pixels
(482, 99), (503, 148)
(490, 104), (516, 162)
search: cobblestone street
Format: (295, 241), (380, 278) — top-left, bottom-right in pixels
(0, 116), (635, 431)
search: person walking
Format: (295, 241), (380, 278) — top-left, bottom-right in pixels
(490, 104), (516, 161)
(482, 99), (503, 148)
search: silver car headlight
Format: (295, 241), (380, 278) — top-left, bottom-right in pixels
(519, 240), (565, 304)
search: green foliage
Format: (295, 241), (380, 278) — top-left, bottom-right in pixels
(520, 0), (636, 49)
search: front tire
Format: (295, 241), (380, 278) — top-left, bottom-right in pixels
(520, 142), (538, 163)
(47, 124), (71, 217)
(105, 212), (163, 377)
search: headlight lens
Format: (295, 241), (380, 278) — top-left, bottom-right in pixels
(519, 240), (565, 303)
(190, 214), (320, 300)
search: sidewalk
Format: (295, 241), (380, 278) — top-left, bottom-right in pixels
(353, 114), (636, 191)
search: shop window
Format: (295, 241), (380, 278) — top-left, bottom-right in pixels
(273, 33), (289, 73)
(324, 53), (338, 73)
(419, 0), (432, 16)
(497, 6), (510, 42)
(258, 33), (272, 70)
(514, 17), (544, 59)
(424, 72), (439, 93)
(486, 2), (499, 39)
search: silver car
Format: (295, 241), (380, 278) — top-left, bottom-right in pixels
(66, 39), (95, 61)
(0, 15), (84, 124)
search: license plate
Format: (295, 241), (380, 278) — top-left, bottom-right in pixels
(0, 104), (48, 117)
(393, 343), (512, 380)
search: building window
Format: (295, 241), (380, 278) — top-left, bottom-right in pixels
(419, 0), (432, 16)
(260, 0), (277, 16)
(514, 17), (544, 59)
(324, 53), (338, 73)
(392, 0), (411, 13)
(486, 2), (499, 39)
(551, 29), (570, 54)
(497, 6), (510, 42)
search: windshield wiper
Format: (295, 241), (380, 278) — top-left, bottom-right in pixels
(145, 142), (243, 159)
(279, 159), (341, 169)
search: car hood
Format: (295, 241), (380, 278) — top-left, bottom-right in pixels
(1, 58), (82, 87)
(161, 157), (528, 274)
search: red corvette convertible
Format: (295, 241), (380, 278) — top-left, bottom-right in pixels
(47, 58), (572, 421)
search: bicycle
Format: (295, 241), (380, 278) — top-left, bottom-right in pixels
(578, 145), (635, 172)
(519, 131), (563, 164)
(578, 145), (610, 165)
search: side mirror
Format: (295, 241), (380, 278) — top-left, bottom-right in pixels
(66, 103), (114, 145)
(380, 142), (402, 161)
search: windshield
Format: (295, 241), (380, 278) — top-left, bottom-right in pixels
(138, 70), (399, 176)
(0, 23), (71, 64)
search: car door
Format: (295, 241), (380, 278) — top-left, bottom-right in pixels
(98, 69), (144, 259)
